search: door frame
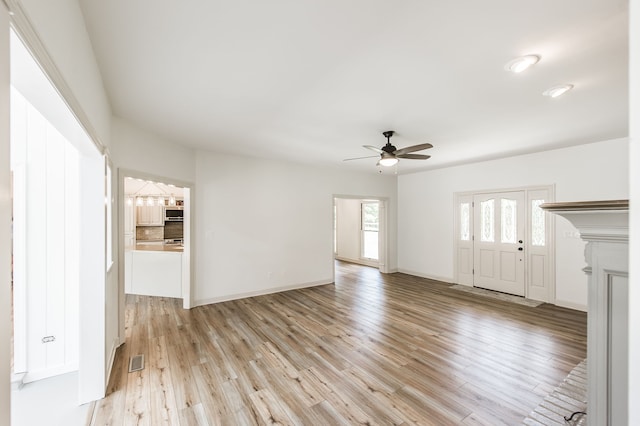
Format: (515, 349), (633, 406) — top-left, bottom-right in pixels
(333, 195), (389, 275)
(1, 6), (11, 423)
(453, 185), (556, 303)
(118, 168), (194, 321)
(359, 200), (382, 264)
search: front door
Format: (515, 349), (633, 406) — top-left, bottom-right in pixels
(473, 191), (525, 296)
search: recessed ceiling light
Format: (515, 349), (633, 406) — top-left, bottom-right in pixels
(505, 55), (540, 73)
(542, 84), (574, 98)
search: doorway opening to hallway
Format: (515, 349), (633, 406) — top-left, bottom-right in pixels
(333, 196), (388, 273)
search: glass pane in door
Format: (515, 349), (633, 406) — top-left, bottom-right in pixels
(501, 198), (517, 244)
(362, 202), (379, 259)
(480, 199), (495, 242)
(460, 202), (470, 241)
(531, 199), (546, 246)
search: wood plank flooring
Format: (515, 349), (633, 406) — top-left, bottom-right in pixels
(90, 261), (587, 425)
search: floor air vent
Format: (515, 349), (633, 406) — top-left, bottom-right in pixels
(129, 354), (145, 373)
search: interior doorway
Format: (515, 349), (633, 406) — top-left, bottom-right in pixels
(333, 196), (388, 273)
(120, 171), (193, 309)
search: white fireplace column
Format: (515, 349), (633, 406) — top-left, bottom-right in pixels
(542, 200), (629, 426)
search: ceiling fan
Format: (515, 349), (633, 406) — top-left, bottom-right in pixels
(344, 131), (433, 167)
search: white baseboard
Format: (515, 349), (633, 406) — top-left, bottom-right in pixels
(335, 256), (379, 268)
(554, 299), (587, 312)
(396, 268), (454, 284)
(105, 337), (121, 389)
(194, 278), (334, 307)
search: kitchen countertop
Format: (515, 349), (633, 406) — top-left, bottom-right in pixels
(127, 243), (184, 253)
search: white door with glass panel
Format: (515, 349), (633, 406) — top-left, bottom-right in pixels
(361, 201), (379, 260)
(473, 191), (525, 296)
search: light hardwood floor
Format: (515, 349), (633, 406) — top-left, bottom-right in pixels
(90, 261), (587, 425)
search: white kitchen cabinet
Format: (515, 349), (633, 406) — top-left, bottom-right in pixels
(136, 204), (163, 226)
(127, 250), (182, 298)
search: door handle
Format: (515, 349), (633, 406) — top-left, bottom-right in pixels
(518, 247), (523, 251)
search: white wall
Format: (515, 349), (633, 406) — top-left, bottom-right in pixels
(194, 150), (397, 305)
(111, 117), (196, 184)
(628, 0), (639, 422)
(398, 138), (628, 310)
(335, 198), (361, 262)
(111, 118), (397, 305)
(18, 0), (111, 146)
(0, 5), (11, 425)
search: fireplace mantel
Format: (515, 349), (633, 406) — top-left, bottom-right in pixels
(541, 200), (628, 426)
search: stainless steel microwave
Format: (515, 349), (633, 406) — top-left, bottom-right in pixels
(164, 207), (184, 221)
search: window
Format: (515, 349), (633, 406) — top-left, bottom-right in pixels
(531, 199), (546, 246)
(361, 202), (379, 260)
(333, 204), (337, 254)
(460, 202), (470, 241)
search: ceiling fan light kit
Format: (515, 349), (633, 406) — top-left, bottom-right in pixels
(378, 152), (399, 167)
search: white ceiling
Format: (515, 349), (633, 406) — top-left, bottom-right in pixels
(79, 0), (628, 174)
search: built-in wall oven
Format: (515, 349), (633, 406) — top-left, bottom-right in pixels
(164, 207), (184, 221)
(164, 219), (184, 244)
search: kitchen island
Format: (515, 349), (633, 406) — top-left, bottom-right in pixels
(125, 243), (184, 298)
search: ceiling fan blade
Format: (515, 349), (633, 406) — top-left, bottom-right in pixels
(363, 145), (384, 154)
(393, 143), (433, 156)
(396, 153), (431, 160)
(343, 155), (380, 162)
